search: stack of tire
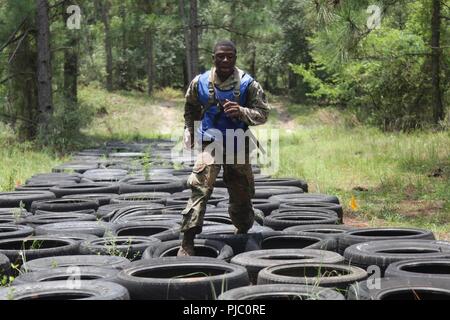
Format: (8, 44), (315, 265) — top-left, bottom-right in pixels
(0, 139), (449, 300)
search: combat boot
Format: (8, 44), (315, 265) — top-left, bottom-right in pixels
(177, 228), (196, 256)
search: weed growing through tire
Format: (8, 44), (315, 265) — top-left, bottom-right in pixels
(166, 271), (230, 300)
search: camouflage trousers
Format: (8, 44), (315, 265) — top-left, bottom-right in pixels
(180, 145), (255, 234)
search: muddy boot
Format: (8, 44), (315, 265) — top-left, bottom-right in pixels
(177, 229), (196, 257)
(234, 227), (249, 235)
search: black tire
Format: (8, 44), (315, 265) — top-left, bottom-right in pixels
(115, 257), (250, 300)
(25, 213), (97, 226)
(254, 178), (308, 192)
(117, 214), (181, 224)
(280, 201), (344, 223)
(21, 255), (131, 272)
(263, 212), (340, 230)
(109, 221), (181, 241)
(260, 231), (338, 251)
(106, 204), (165, 222)
(218, 284), (345, 300)
(111, 192), (171, 205)
(384, 259), (450, 282)
(35, 221), (113, 237)
(344, 240), (450, 274)
(283, 224), (357, 250)
(26, 173), (81, 184)
(257, 263), (368, 291)
(143, 239), (234, 261)
(52, 162), (99, 174)
(338, 227), (436, 254)
(0, 191), (56, 211)
(0, 224), (34, 240)
(30, 199), (99, 213)
(231, 249), (345, 284)
(254, 186), (304, 199)
(15, 182), (73, 192)
(269, 193), (340, 204)
(347, 277), (450, 300)
(119, 179), (184, 194)
(49, 183), (120, 198)
(0, 281), (129, 300)
(82, 169), (128, 182)
(79, 236), (160, 260)
(0, 236), (79, 265)
(166, 194), (228, 206)
(13, 266), (121, 285)
(217, 199), (280, 217)
(197, 225), (272, 254)
(0, 253), (10, 275)
(62, 193), (119, 206)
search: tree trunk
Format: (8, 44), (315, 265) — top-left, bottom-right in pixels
(250, 43), (256, 77)
(118, 3), (127, 90)
(63, 2), (79, 105)
(189, 0), (199, 77)
(9, 31), (38, 140)
(98, 0), (113, 91)
(36, 0), (53, 138)
(179, 0), (192, 85)
(144, 0), (155, 95)
(431, 0), (444, 123)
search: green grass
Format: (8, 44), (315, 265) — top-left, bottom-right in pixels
(0, 124), (68, 192)
(78, 85), (184, 143)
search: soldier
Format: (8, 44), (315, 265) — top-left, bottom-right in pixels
(178, 40), (270, 256)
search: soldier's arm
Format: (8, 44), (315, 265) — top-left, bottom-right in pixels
(239, 80), (270, 126)
(184, 75), (202, 137)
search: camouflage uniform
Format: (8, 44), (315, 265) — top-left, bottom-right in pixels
(181, 67), (270, 234)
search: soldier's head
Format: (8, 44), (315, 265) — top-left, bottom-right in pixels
(212, 40), (237, 80)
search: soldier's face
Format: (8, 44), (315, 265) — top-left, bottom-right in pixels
(213, 46), (237, 78)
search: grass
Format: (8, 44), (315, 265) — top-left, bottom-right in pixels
(0, 124), (68, 192)
(0, 86), (448, 239)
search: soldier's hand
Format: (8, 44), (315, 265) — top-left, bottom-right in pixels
(223, 100), (242, 119)
(183, 128), (192, 150)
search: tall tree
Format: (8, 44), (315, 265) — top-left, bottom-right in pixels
(189, 0), (199, 77)
(179, 0), (192, 84)
(63, 0), (79, 105)
(36, 0), (53, 138)
(143, 0), (156, 95)
(97, 0), (113, 91)
(430, 0), (444, 123)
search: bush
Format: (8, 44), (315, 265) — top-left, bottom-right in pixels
(40, 96), (95, 153)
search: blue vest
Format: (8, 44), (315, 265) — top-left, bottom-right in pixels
(197, 70), (254, 144)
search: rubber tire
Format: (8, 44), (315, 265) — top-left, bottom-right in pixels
(34, 221), (113, 237)
(0, 236), (79, 265)
(49, 183), (120, 198)
(257, 263), (368, 291)
(13, 266), (120, 285)
(0, 191), (56, 211)
(218, 284), (345, 300)
(231, 249), (345, 284)
(25, 213), (97, 226)
(254, 186), (304, 199)
(109, 221), (180, 241)
(384, 259), (450, 282)
(280, 201), (344, 223)
(0, 224), (34, 240)
(269, 193), (340, 204)
(30, 199), (99, 214)
(338, 227), (436, 254)
(79, 236), (160, 260)
(263, 213), (340, 230)
(143, 239), (234, 261)
(0, 281), (129, 300)
(344, 240), (450, 274)
(119, 179), (184, 194)
(115, 257), (250, 300)
(260, 231), (338, 252)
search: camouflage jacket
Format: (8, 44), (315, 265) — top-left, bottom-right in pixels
(184, 67), (270, 136)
